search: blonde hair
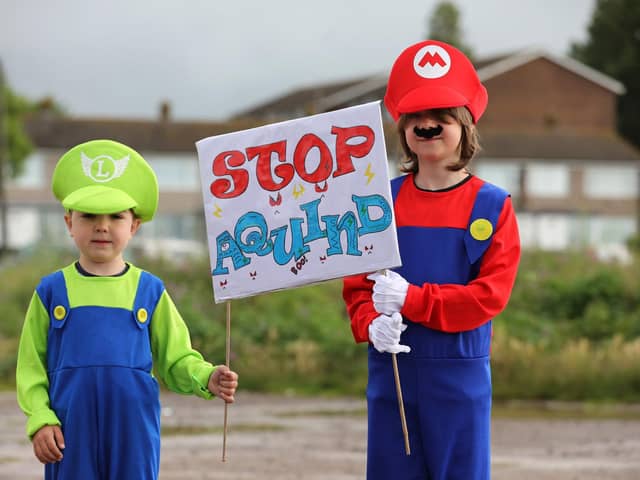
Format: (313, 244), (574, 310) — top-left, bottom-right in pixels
(396, 106), (480, 174)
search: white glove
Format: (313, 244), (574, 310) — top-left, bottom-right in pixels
(368, 312), (410, 354)
(367, 270), (409, 315)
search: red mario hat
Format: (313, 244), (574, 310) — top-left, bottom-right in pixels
(384, 40), (488, 123)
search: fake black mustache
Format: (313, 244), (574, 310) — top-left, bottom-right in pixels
(414, 125), (443, 139)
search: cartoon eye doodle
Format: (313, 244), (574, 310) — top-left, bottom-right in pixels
(249, 271), (257, 280)
(319, 255), (327, 263)
(315, 182), (328, 193)
(364, 245), (374, 254)
(219, 280), (228, 289)
(269, 192), (282, 206)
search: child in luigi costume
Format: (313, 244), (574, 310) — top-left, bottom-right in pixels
(16, 139), (238, 480)
(343, 40), (521, 479)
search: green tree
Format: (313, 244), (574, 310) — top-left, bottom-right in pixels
(0, 61), (61, 255)
(570, 0), (640, 148)
(426, 1), (474, 60)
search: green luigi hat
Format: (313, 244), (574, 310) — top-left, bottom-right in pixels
(52, 139), (158, 222)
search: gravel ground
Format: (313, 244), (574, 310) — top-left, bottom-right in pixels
(1, 391), (639, 479)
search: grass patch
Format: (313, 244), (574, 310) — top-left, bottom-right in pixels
(161, 423), (286, 436)
(274, 408), (366, 418)
(493, 400), (640, 420)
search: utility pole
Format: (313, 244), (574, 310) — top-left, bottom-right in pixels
(0, 59), (7, 256)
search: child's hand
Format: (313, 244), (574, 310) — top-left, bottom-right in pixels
(32, 425), (65, 464)
(367, 270), (409, 315)
(368, 312), (411, 354)
(208, 365), (239, 403)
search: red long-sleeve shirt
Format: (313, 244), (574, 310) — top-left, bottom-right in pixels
(344, 174), (520, 343)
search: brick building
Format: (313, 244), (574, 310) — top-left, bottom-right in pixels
(235, 48), (640, 260)
(5, 48), (640, 260)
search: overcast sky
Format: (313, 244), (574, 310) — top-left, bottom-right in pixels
(1, 0), (597, 121)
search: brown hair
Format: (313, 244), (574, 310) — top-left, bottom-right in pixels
(396, 106), (480, 174)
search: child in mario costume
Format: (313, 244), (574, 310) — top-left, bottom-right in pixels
(343, 40), (520, 479)
(16, 139), (238, 480)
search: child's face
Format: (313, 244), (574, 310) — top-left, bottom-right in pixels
(64, 210), (141, 271)
(403, 110), (462, 165)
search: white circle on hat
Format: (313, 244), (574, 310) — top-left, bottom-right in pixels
(413, 44), (451, 79)
(81, 152), (130, 183)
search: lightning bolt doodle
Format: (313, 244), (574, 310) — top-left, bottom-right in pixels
(364, 163), (375, 185)
(292, 184), (305, 199)
(212, 203), (222, 218)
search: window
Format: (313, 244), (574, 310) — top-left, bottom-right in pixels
(583, 165), (638, 199)
(518, 212), (635, 254)
(136, 212), (203, 240)
(518, 213), (571, 250)
(145, 154), (200, 191)
(473, 162), (520, 194)
(1, 207), (39, 248)
(9, 152), (44, 188)
(587, 215), (636, 245)
(526, 163), (569, 197)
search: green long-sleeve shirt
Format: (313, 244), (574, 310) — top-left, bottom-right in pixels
(16, 263), (217, 438)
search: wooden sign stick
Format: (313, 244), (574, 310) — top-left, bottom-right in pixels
(222, 300), (232, 462)
(392, 352), (410, 455)
(382, 269), (410, 455)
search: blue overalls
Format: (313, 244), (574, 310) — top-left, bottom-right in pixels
(37, 270), (164, 480)
(366, 176), (508, 480)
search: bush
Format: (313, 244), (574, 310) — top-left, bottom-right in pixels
(492, 330), (640, 401)
(2, 248), (639, 402)
(497, 250), (640, 344)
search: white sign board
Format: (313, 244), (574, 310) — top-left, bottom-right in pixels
(196, 101), (401, 303)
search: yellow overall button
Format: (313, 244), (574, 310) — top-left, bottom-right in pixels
(137, 308), (148, 323)
(470, 218), (493, 241)
(53, 305), (66, 320)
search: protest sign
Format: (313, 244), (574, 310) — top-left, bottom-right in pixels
(196, 101), (401, 303)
